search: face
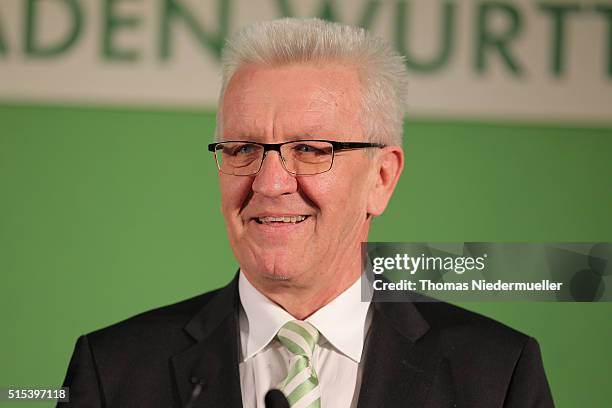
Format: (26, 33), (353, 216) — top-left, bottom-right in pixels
(218, 63), (381, 287)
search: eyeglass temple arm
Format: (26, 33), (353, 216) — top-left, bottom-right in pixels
(332, 142), (386, 150)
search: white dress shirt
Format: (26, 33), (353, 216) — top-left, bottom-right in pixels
(238, 272), (372, 408)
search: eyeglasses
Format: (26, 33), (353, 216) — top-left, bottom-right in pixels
(207, 140), (385, 176)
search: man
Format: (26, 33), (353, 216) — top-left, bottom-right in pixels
(59, 18), (554, 407)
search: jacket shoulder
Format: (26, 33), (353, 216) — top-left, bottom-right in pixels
(409, 302), (553, 406)
(60, 285), (238, 406)
(415, 300), (530, 352)
(86, 287), (224, 352)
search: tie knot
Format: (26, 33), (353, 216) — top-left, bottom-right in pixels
(277, 320), (320, 358)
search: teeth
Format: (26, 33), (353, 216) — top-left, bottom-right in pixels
(258, 215), (307, 224)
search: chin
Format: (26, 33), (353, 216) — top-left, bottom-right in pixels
(264, 273), (292, 281)
(237, 243), (315, 282)
(259, 265), (297, 281)
(240, 267), (294, 288)
(245, 259), (303, 284)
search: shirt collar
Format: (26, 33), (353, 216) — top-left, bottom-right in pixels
(239, 272), (295, 361)
(238, 271), (371, 363)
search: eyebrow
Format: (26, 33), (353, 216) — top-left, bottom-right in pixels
(221, 132), (326, 141)
(284, 132), (322, 140)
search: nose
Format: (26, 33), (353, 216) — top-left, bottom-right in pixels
(252, 151), (298, 196)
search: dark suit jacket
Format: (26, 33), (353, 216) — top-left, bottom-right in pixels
(59, 276), (554, 407)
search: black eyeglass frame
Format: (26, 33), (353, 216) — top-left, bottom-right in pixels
(207, 139), (386, 176)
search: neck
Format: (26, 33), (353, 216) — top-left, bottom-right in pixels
(267, 269), (360, 319)
(243, 244), (364, 319)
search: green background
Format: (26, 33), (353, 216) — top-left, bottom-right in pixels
(1, 104), (610, 407)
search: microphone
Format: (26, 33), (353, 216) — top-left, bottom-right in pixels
(184, 377), (204, 408)
(184, 354), (219, 408)
(265, 389), (290, 408)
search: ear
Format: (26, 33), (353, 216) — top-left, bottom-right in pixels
(367, 146), (404, 216)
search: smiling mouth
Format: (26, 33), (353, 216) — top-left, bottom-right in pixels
(255, 215), (309, 224)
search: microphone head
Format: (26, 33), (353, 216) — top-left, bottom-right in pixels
(185, 353), (220, 408)
(264, 389), (290, 408)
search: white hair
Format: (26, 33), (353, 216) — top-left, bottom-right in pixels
(216, 18), (408, 146)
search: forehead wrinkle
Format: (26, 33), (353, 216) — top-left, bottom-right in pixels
(302, 85), (360, 137)
(274, 96), (358, 140)
(224, 108), (259, 139)
(306, 85), (345, 111)
(274, 108), (326, 139)
(309, 83), (361, 123)
(224, 89), (274, 139)
(234, 90), (271, 118)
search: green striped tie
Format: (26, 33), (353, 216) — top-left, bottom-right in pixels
(276, 320), (321, 408)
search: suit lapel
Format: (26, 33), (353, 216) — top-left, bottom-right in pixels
(357, 301), (454, 408)
(171, 276), (243, 408)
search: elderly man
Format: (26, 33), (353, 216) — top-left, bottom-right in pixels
(60, 18), (553, 408)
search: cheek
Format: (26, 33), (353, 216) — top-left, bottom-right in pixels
(220, 176), (252, 216)
(298, 174), (335, 199)
(300, 170), (370, 221)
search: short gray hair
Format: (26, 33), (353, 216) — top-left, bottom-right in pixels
(216, 18), (408, 146)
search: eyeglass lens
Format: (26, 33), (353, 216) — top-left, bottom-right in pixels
(215, 141), (334, 175)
